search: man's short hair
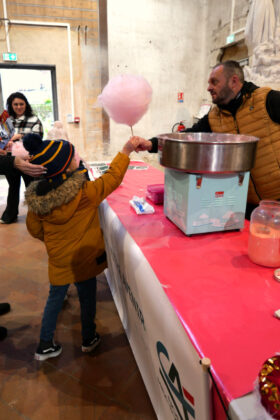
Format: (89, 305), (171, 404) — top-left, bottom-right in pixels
(214, 60), (244, 83)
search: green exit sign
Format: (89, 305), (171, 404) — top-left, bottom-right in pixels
(226, 34), (235, 44)
(3, 52), (17, 62)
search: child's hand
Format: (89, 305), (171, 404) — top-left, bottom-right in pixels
(122, 136), (146, 156)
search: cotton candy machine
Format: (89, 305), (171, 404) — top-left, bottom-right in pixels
(158, 132), (259, 235)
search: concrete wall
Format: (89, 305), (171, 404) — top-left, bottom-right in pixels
(106, 0), (209, 165)
(206, 0), (249, 68)
(105, 0), (252, 165)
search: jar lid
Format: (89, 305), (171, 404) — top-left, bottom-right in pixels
(273, 268), (280, 282)
(260, 200), (280, 207)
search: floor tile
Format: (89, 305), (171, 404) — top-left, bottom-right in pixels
(0, 400), (25, 420)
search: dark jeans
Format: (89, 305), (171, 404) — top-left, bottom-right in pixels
(40, 277), (97, 344)
(0, 166), (32, 222)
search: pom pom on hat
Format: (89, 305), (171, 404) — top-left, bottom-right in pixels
(23, 133), (43, 155)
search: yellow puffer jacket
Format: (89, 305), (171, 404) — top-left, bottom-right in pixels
(25, 152), (129, 286)
(208, 87), (280, 204)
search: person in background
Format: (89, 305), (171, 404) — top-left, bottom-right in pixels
(137, 60), (280, 219)
(23, 133), (145, 361)
(0, 92), (43, 224)
(7, 92), (43, 141)
(0, 109), (14, 151)
(0, 154), (45, 340)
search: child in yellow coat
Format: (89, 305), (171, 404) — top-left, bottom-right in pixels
(24, 133), (142, 361)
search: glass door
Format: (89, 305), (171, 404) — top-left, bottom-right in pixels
(0, 65), (58, 137)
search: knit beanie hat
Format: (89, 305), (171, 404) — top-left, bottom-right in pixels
(23, 133), (75, 180)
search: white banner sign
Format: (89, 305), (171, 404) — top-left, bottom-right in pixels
(99, 200), (212, 420)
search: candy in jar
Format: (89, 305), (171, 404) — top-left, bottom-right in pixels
(248, 200), (280, 267)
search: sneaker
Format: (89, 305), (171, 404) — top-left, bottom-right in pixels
(82, 332), (101, 353)
(0, 326), (7, 341)
(34, 340), (62, 361)
(0, 303), (10, 315)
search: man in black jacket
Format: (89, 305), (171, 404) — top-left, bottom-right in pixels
(136, 61), (280, 217)
(0, 153), (45, 340)
(139, 62), (280, 153)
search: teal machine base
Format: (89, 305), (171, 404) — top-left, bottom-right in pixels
(164, 168), (250, 235)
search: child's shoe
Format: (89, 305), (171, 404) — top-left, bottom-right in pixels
(34, 340), (62, 361)
(82, 332), (101, 353)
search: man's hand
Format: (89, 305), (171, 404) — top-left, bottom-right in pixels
(0, 149), (7, 156)
(14, 156), (46, 177)
(134, 138), (152, 152)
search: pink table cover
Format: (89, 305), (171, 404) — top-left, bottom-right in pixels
(106, 162), (280, 411)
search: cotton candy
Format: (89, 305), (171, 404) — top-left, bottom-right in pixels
(98, 75), (152, 127)
(11, 141), (29, 159)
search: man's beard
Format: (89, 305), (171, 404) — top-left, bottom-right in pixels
(212, 84), (234, 105)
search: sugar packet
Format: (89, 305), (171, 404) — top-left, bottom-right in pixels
(129, 196), (155, 215)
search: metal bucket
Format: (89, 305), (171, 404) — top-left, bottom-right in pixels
(158, 132), (259, 173)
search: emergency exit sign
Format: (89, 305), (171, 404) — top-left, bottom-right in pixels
(226, 34), (235, 44)
(3, 52), (17, 62)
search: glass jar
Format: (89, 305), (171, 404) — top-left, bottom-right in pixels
(248, 200), (280, 267)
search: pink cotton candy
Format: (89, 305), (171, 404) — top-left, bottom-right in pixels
(98, 75), (152, 127)
(11, 141), (29, 159)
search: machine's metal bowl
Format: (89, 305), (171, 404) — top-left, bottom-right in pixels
(158, 132), (259, 173)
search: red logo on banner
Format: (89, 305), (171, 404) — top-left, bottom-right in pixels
(215, 191), (224, 198)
